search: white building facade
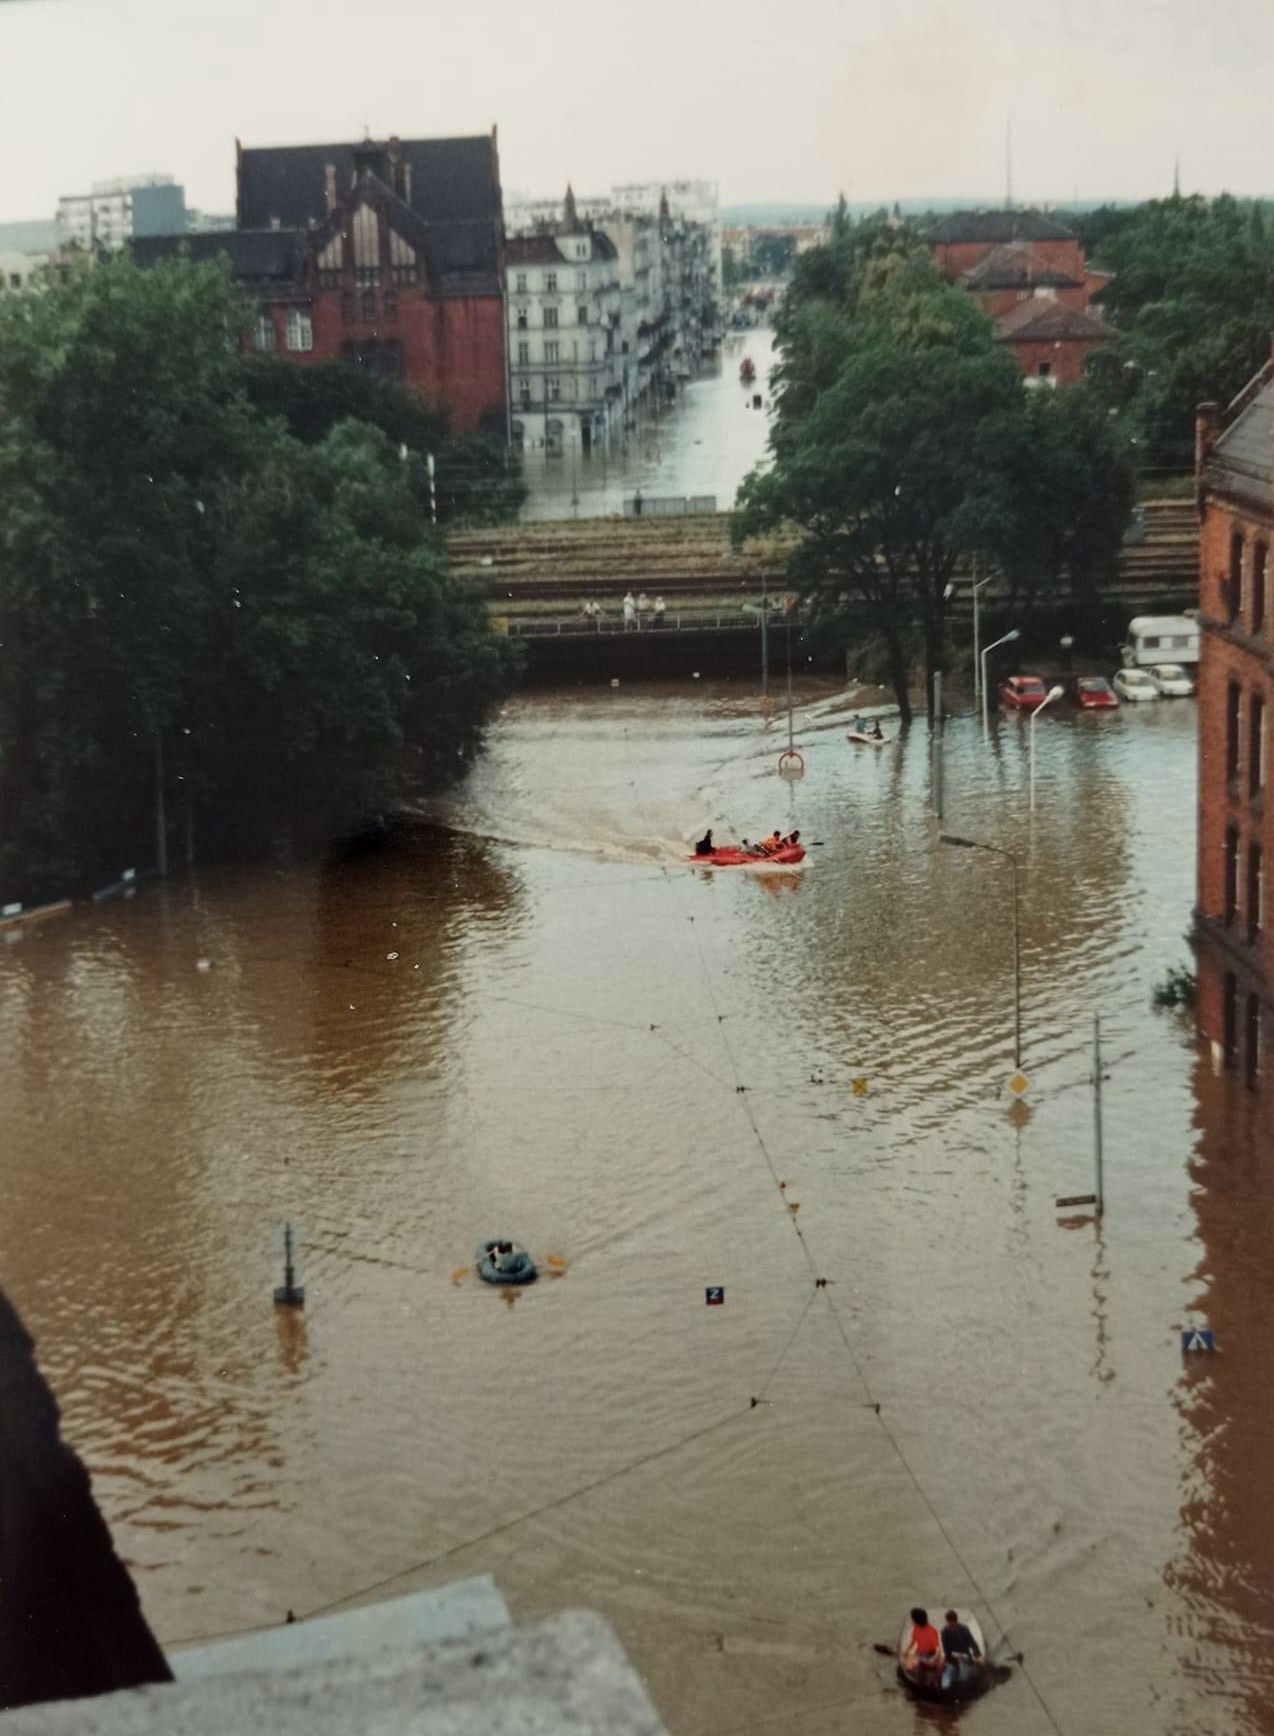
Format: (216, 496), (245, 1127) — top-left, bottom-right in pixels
(506, 194), (624, 454)
(58, 175), (188, 252)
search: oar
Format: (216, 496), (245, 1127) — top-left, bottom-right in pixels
(545, 1254), (568, 1272)
(450, 1266), (470, 1283)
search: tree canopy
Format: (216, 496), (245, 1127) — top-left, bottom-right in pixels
(0, 254), (517, 901)
(737, 218), (1133, 718)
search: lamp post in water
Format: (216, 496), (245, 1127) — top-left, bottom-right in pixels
(1028, 684), (1065, 811)
(981, 628), (1020, 739)
(940, 833), (1021, 1071)
(972, 570), (993, 705)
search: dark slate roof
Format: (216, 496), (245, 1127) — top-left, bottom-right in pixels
(507, 234), (565, 266)
(240, 136), (500, 228)
(993, 299), (1115, 342)
(1206, 377), (1274, 501)
(962, 241), (1080, 289)
(929, 209), (1077, 244)
(130, 229), (307, 283)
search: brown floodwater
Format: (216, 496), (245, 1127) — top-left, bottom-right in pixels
(2, 680), (1270, 1735)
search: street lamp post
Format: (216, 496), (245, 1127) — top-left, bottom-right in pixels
(981, 628), (1020, 739)
(1028, 684), (1065, 811)
(972, 571), (992, 705)
(940, 833), (1021, 1070)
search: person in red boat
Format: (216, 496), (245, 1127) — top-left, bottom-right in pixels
(904, 1607), (942, 1682)
(694, 829), (714, 857)
(760, 829), (783, 854)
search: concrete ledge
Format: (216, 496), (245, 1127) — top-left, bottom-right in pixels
(171, 1577), (512, 1682)
(0, 1610), (669, 1736)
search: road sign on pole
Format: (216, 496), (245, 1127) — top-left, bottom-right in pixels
(1181, 1328), (1215, 1353)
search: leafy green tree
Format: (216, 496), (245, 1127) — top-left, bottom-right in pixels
(243, 357), (526, 525)
(738, 261), (1029, 721)
(0, 255), (516, 901)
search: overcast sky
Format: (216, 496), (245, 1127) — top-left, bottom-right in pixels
(4, 0), (1274, 219)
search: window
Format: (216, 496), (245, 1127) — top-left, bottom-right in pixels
(1225, 826), (1240, 926)
(519, 383), (531, 407)
(285, 309), (313, 352)
(1036, 361), (1052, 377)
(576, 243), (588, 260)
(1247, 992), (1263, 1087)
(547, 377), (561, 402)
(1249, 842), (1264, 941)
(545, 341), (559, 362)
(578, 305), (588, 324)
(341, 292), (354, 322)
(8, 272), (20, 290)
(1142, 635), (1161, 650)
(1223, 971), (1238, 1067)
(544, 306), (558, 329)
(1227, 681), (1242, 782)
(516, 341), (529, 365)
(515, 272), (528, 293)
(360, 288), (376, 321)
(1251, 694), (1266, 798)
(384, 291), (397, 320)
(1253, 544), (1267, 635)
(1229, 531), (1245, 623)
(252, 312), (275, 352)
(546, 272), (558, 292)
(516, 307), (528, 329)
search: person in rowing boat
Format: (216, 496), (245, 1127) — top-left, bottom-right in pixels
(694, 829), (715, 857)
(869, 721), (884, 741)
(760, 829), (784, 854)
(783, 829), (801, 850)
(904, 1608), (943, 1683)
(940, 1610), (982, 1691)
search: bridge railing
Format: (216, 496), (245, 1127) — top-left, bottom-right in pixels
(502, 611), (762, 639)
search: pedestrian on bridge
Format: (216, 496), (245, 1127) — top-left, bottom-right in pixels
(653, 595), (666, 627)
(623, 591), (636, 630)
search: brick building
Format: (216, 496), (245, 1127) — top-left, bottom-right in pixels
(1194, 362), (1274, 1083)
(929, 211), (1115, 385)
(135, 133), (508, 436)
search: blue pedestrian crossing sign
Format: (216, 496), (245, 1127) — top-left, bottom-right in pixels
(1181, 1328), (1215, 1353)
(705, 1287), (725, 1306)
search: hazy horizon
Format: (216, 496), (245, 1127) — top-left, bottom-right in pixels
(3, 0), (1271, 223)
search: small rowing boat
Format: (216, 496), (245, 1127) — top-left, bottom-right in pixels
(846, 729), (886, 747)
(687, 845), (806, 868)
(896, 1610), (992, 1705)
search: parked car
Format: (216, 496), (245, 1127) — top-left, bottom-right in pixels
(1148, 662), (1195, 698)
(1070, 676), (1120, 711)
(1113, 668), (1160, 703)
(999, 675), (1051, 711)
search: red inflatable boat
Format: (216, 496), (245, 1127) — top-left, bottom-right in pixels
(687, 845), (806, 868)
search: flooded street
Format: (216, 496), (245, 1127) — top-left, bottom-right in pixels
(519, 331), (775, 520)
(3, 683), (1272, 1735)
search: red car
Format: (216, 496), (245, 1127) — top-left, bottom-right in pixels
(999, 675), (1050, 711)
(1071, 676), (1120, 711)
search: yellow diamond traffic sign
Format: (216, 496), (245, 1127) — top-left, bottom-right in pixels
(1007, 1072), (1030, 1098)
(851, 1076), (869, 1096)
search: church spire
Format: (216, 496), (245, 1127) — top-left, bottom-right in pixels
(564, 183), (578, 230)
(1172, 155), (1181, 199)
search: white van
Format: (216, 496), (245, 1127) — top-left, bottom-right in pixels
(1123, 615), (1199, 669)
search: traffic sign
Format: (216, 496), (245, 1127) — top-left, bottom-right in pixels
(1181, 1328), (1215, 1353)
(1007, 1072), (1030, 1098)
(705, 1287), (725, 1306)
(851, 1077), (869, 1096)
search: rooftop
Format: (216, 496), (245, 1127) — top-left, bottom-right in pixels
(1205, 373), (1274, 503)
(929, 208), (1078, 245)
(993, 298), (1116, 342)
(962, 240), (1081, 290)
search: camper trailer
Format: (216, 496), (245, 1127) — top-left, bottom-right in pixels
(1123, 615), (1199, 669)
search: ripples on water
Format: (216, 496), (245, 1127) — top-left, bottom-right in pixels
(2, 681), (1271, 1734)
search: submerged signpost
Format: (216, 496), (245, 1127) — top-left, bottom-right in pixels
(1056, 1016), (1106, 1216)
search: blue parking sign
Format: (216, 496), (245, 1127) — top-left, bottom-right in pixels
(1181, 1328), (1215, 1353)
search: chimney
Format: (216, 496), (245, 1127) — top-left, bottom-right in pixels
(325, 163), (338, 213)
(387, 135), (406, 198)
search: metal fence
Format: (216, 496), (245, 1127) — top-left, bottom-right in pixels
(621, 495), (718, 518)
(504, 611), (760, 639)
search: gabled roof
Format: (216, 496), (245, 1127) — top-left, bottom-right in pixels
(962, 241), (1081, 290)
(239, 135), (501, 229)
(993, 299), (1115, 342)
(1206, 375), (1274, 500)
(929, 209), (1077, 245)
(130, 229), (308, 283)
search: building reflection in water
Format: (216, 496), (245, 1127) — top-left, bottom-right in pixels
(1167, 1035), (1274, 1734)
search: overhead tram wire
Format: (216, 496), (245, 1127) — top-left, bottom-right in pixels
(664, 866), (1069, 1736)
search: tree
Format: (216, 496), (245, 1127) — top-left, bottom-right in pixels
(738, 260), (1030, 721)
(243, 357), (526, 525)
(0, 255), (516, 901)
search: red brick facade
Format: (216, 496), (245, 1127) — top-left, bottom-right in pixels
(1195, 380), (1274, 1083)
